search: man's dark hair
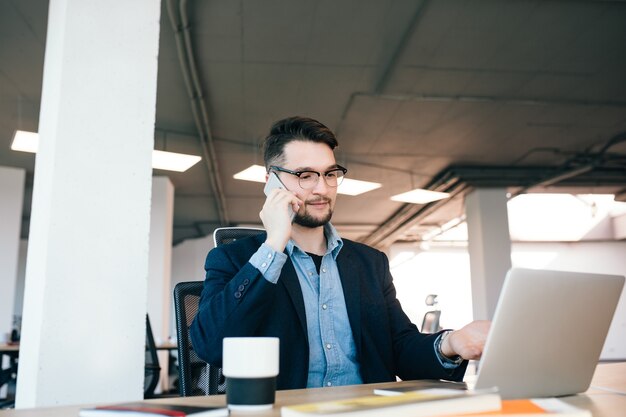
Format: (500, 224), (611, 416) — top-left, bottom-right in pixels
(262, 116), (338, 169)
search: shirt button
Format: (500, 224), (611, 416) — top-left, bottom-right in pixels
(326, 343), (332, 349)
(243, 279), (250, 285)
(267, 253), (272, 259)
(261, 262), (267, 268)
(322, 268), (326, 273)
(238, 285), (245, 292)
(234, 291), (242, 299)
(327, 382), (332, 387)
(322, 304), (327, 310)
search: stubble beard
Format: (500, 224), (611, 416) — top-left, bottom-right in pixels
(293, 201), (333, 228)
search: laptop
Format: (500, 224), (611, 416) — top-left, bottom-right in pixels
(472, 268), (625, 399)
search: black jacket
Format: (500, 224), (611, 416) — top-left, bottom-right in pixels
(190, 233), (467, 390)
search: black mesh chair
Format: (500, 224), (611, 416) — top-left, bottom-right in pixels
(144, 314), (161, 398)
(173, 227), (265, 396)
(174, 281), (225, 396)
(212, 226), (264, 247)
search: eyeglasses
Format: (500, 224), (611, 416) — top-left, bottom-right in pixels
(269, 165), (347, 189)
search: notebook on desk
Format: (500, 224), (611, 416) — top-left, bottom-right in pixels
(471, 268), (624, 399)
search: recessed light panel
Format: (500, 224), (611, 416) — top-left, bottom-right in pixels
(11, 130), (39, 153)
(337, 178), (381, 196)
(11, 130), (202, 172)
(152, 150), (201, 172)
(391, 189), (450, 204)
(233, 165), (267, 183)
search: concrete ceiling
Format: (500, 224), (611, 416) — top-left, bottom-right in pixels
(1, 0), (625, 248)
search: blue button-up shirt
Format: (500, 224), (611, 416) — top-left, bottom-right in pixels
(250, 223), (361, 387)
(249, 223), (459, 387)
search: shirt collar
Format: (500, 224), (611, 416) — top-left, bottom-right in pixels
(286, 222), (343, 259)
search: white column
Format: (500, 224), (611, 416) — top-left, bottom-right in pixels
(147, 176), (174, 390)
(465, 188), (512, 321)
(0, 167), (25, 339)
(148, 177), (174, 343)
(16, 0), (161, 408)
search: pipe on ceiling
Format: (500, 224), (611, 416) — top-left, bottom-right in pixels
(362, 171), (467, 248)
(166, 0), (229, 225)
(363, 152), (626, 248)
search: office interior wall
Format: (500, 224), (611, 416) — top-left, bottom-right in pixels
(169, 234), (214, 338)
(389, 244), (473, 331)
(0, 166), (25, 339)
(613, 213), (626, 240)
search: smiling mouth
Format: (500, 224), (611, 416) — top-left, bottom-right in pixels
(307, 200), (330, 207)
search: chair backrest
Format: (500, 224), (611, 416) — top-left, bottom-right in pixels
(212, 226), (264, 247)
(172, 228), (264, 396)
(421, 310), (442, 333)
(144, 314), (161, 398)
(173, 281), (225, 396)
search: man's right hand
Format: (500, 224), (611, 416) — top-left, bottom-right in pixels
(441, 320), (491, 360)
(260, 188), (301, 252)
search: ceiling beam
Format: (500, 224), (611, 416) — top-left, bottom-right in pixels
(354, 92), (626, 109)
(362, 162), (626, 249)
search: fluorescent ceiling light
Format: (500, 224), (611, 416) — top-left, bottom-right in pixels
(11, 130), (39, 153)
(10, 130), (202, 172)
(391, 189), (450, 204)
(337, 178), (381, 196)
(234, 165), (381, 196)
(233, 164), (267, 182)
(152, 150), (201, 172)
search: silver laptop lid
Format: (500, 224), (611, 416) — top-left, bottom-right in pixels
(474, 268), (624, 399)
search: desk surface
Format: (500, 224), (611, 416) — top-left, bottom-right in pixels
(2, 362), (624, 417)
(155, 342), (178, 351)
(0, 344), (19, 354)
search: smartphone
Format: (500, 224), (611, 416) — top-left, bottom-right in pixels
(264, 172), (296, 221)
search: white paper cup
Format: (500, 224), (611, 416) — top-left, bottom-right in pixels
(223, 337), (279, 410)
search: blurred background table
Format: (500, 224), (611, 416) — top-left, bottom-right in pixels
(0, 343), (19, 409)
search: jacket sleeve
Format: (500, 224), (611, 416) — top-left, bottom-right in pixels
(378, 251), (468, 381)
(189, 242), (281, 366)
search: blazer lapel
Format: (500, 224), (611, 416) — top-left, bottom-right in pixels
(279, 258), (309, 343)
(337, 248), (362, 357)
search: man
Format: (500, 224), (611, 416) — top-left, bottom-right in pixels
(190, 116), (489, 390)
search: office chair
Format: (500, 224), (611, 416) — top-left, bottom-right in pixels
(144, 314), (161, 398)
(420, 294), (442, 334)
(173, 281), (225, 396)
(212, 226), (264, 247)
(172, 227), (265, 396)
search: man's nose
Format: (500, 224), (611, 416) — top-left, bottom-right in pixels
(311, 175), (329, 194)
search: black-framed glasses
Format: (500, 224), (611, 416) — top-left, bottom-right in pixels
(269, 165), (347, 189)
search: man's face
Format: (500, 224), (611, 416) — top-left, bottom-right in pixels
(277, 140), (338, 228)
